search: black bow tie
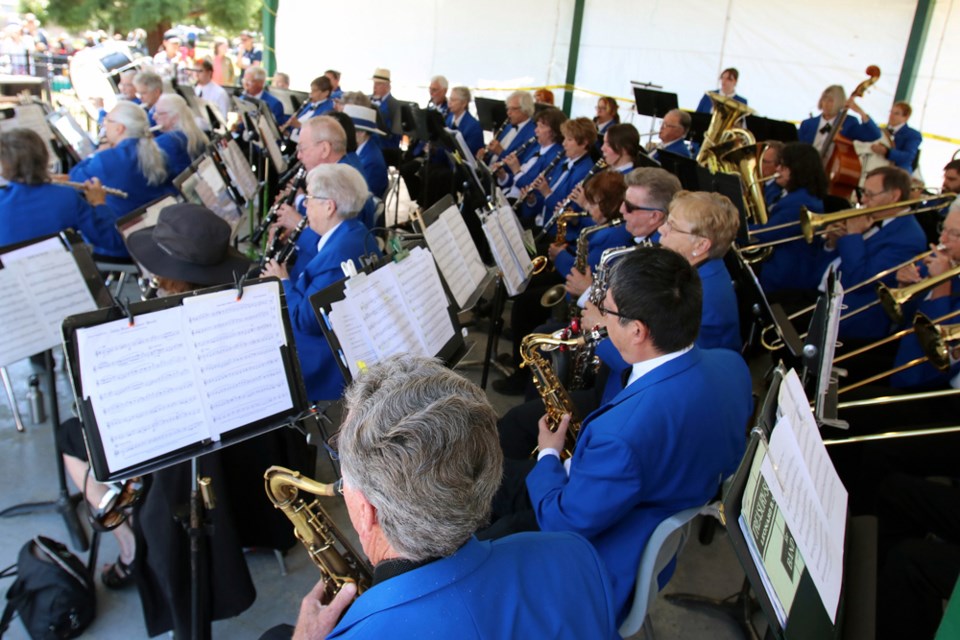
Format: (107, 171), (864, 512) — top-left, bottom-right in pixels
(819, 123), (832, 135)
(511, 123), (520, 130)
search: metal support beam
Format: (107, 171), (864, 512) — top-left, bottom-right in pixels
(561, 0), (587, 116)
(895, 0), (935, 102)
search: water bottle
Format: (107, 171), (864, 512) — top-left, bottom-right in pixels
(26, 374), (45, 424)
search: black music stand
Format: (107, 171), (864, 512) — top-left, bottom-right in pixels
(801, 270), (847, 430)
(687, 111), (713, 147)
(633, 87), (678, 120)
(475, 97), (507, 132)
(657, 151), (701, 188)
(745, 116), (800, 144)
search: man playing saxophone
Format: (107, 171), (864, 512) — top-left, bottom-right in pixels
(267, 356), (619, 639)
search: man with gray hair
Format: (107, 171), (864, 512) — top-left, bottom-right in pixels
(133, 70), (164, 127)
(478, 90), (535, 164)
(428, 74), (449, 116)
(240, 65), (286, 126)
(272, 355), (619, 639)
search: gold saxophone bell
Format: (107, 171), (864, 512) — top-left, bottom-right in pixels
(531, 255), (548, 274)
(540, 284), (567, 307)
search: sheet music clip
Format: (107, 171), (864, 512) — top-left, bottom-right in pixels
(341, 259), (358, 279)
(233, 270), (245, 301)
(389, 235), (410, 262)
(116, 296), (135, 327)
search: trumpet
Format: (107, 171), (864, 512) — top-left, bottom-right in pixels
(759, 246), (946, 350)
(746, 193), (957, 249)
(54, 179), (129, 198)
(489, 136), (536, 173)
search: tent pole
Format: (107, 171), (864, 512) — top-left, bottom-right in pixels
(561, 0), (587, 116)
(895, 0), (935, 103)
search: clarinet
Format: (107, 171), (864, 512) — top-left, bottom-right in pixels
(535, 159), (607, 241)
(251, 166), (306, 245)
(489, 136), (537, 173)
(275, 218), (308, 266)
(513, 150), (566, 213)
(482, 119), (509, 165)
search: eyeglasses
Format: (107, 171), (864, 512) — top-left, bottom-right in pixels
(305, 195), (332, 203)
(938, 220), (960, 240)
(597, 299), (636, 321)
(662, 218), (699, 236)
(861, 188), (890, 200)
(622, 201), (663, 214)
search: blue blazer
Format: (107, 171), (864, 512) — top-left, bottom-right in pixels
(328, 534), (619, 639)
(510, 144), (562, 192)
(296, 98), (334, 121)
(652, 139), (691, 162)
(525, 346), (751, 622)
(155, 131), (193, 179)
(797, 114), (882, 145)
(886, 124), (922, 172)
(69, 138), (177, 228)
(356, 140), (388, 199)
(554, 222), (634, 278)
(283, 219), (379, 401)
(260, 90), (288, 126)
(818, 215), (927, 340)
(696, 92), (747, 114)
(891, 284), (960, 389)
(698, 258), (743, 353)
(753, 188), (825, 294)
(499, 120), (537, 158)
(0, 182), (126, 255)
(373, 93), (402, 149)
(447, 111), (484, 156)
(521, 154), (595, 236)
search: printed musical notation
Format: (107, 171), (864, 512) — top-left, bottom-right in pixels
(421, 205), (487, 309)
(0, 241), (98, 367)
(325, 247), (456, 378)
(76, 281), (295, 474)
(482, 205), (533, 296)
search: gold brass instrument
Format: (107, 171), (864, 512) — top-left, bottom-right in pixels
(747, 194), (957, 250)
(877, 263), (960, 325)
(532, 210), (586, 275)
(915, 312), (960, 371)
(521, 329), (606, 459)
(541, 218), (624, 308)
(264, 466), (373, 597)
(759, 246), (946, 351)
(589, 244), (646, 307)
(695, 93), (757, 172)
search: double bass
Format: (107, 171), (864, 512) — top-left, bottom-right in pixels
(822, 65), (881, 200)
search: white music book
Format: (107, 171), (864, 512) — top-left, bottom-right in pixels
(481, 204), (533, 296)
(218, 139), (259, 202)
(327, 247), (456, 378)
(74, 281), (294, 474)
(421, 204), (488, 309)
(0, 237), (98, 367)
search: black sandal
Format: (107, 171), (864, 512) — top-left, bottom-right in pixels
(101, 556), (134, 590)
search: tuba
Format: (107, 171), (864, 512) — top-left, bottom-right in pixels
(695, 92), (756, 172)
(264, 466), (373, 598)
(520, 328), (605, 459)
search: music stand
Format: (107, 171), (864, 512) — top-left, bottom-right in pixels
(746, 116), (800, 144)
(399, 101), (426, 142)
(801, 269), (847, 429)
(657, 151), (701, 189)
(0, 231), (114, 552)
(47, 109), (97, 162)
(687, 111), (713, 147)
(475, 97), (507, 132)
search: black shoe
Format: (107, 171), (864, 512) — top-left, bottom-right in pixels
(492, 372), (527, 396)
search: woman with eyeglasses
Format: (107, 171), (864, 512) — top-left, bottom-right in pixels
(749, 142), (827, 297)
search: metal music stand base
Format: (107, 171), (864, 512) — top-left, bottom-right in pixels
(0, 350), (89, 552)
(665, 577), (763, 640)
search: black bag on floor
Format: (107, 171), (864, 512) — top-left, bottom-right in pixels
(0, 536), (96, 639)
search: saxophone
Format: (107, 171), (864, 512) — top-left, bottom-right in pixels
(264, 466), (373, 598)
(541, 218), (625, 309)
(520, 327), (606, 459)
(589, 244), (649, 307)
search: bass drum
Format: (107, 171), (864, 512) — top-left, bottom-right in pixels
(68, 41), (141, 121)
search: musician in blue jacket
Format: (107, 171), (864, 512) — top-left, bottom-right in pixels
(650, 109), (692, 162)
(797, 85), (881, 150)
(344, 104), (388, 198)
(69, 102), (175, 255)
(498, 106), (564, 196)
(446, 86), (484, 156)
(280, 75), (335, 143)
(263, 163), (379, 402)
(369, 67), (402, 150)
(0, 128), (125, 254)
(273, 355), (619, 640)
(482, 246), (752, 624)
(240, 66), (287, 127)
(695, 68), (748, 114)
(153, 93), (210, 178)
(751, 142), (827, 295)
(870, 102), (922, 173)
(814, 166), (926, 341)
(477, 90), (537, 165)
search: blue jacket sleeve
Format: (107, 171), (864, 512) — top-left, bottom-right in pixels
(887, 127), (921, 172)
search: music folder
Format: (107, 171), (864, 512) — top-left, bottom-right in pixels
(61, 278), (311, 481)
(310, 248), (467, 385)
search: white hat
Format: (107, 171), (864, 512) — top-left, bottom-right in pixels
(343, 104), (385, 136)
(371, 68), (391, 83)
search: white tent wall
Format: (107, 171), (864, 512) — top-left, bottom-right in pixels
(276, 0), (957, 187)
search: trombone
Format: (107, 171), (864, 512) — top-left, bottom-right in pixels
(745, 193), (957, 250)
(759, 246), (945, 351)
(876, 263), (960, 325)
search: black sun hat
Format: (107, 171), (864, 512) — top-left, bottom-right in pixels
(126, 203), (252, 286)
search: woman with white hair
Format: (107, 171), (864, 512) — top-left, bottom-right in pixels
(153, 92), (210, 177)
(69, 100), (175, 221)
(262, 163), (382, 401)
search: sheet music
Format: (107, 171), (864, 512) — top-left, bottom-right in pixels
(0, 104), (58, 168)
(179, 155), (241, 226)
(422, 205), (487, 309)
(348, 270), (423, 358)
(74, 281), (297, 475)
(181, 281), (293, 437)
(116, 197), (176, 239)
(256, 114), (288, 173)
(329, 298), (378, 378)
(482, 205), (530, 295)
(393, 248), (455, 356)
(0, 242), (98, 366)
(76, 309), (210, 472)
(762, 394), (845, 623)
(219, 140), (259, 201)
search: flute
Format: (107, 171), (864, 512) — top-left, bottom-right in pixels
(56, 180), (129, 199)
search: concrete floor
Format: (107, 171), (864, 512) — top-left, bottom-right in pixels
(0, 279), (764, 640)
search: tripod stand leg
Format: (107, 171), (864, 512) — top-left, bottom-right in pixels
(480, 276), (507, 390)
(664, 576), (761, 640)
